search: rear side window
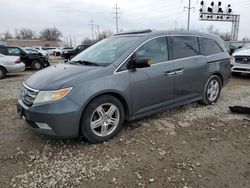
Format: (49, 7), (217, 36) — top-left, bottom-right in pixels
(135, 37), (168, 64)
(8, 48), (21, 56)
(199, 37), (223, 56)
(171, 36), (199, 59)
(0, 47), (8, 55)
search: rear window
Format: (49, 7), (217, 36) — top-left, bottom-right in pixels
(171, 36), (199, 59)
(199, 37), (223, 56)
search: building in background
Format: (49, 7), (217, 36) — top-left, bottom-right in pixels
(3, 39), (62, 47)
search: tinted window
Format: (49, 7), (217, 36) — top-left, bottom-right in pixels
(172, 36), (199, 59)
(71, 36), (140, 66)
(199, 37), (223, 56)
(135, 37), (168, 64)
(0, 47), (8, 55)
(8, 48), (21, 56)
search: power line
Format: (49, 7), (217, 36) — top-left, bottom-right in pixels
(88, 19), (95, 40)
(184, 0), (195, 30)
(113, 3), (121, 33)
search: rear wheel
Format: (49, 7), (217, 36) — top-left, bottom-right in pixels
(200, 75), (222, 105)
(0, 67), (6, 79)
(31, 60), (43, 70)
(80, 95), (124, 143)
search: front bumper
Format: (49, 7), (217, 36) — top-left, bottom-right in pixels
(17, 96), (81, 138)
(231, 63), (250, 74)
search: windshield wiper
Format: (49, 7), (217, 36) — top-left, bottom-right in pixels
(69, 60), (100, 66)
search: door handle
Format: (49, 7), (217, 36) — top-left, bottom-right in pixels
(164, 71), (176, 76)
(175, 69), (183, 75)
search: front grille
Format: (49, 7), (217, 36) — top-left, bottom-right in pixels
(20, 84), (39, 107)
(233, 68), (250, 72)
(235, 56), (250, 64)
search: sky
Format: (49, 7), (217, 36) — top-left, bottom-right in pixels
(0, 0), (249, 45)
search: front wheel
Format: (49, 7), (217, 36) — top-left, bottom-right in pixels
(80, 95), (125, 143)
(199, 75), (222, 105)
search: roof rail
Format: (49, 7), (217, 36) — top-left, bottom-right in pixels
(114, 29), (152, 36)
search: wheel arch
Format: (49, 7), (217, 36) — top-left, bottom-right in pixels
(212, 72), (224, 86)
(83, 91), (130, 119)
(78, 91), (130, 136)
(0, 65), (7, 73)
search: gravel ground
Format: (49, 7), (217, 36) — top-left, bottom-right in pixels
(0, 70), (250, 188)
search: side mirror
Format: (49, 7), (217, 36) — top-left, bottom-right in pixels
(130, 58), (152, 69)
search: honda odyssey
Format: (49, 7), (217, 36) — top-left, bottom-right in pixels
(17, 30), (231, 143)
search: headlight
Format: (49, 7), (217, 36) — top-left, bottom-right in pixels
(33, 87), (73, 104)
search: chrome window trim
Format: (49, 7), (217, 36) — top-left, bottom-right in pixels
(114, 34), (224, 74)
(114, 35), (169, 74)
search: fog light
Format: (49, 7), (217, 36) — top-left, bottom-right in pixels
(36, 122), (51, 130)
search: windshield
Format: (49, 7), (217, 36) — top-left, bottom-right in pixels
(24, 48), (38, 54)
(71, 36), (140, 66)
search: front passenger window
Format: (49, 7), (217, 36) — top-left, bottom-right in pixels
(135, 37), (168, 64)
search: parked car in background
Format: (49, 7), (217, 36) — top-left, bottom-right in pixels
(0, 45), (8, 55)
(0, 54), (25, 79)
(231, 48), (250, 75)
(61, 44), (91, 59)
(235, 45), (250, 52)
(17, 30), (231, 143)
(32, 47), (50, 59)
(24, 47), (49, 61)
(224, 41), (237, 55)
(0, 45), (50, 70)
(60, 47), (73, 55)
(42, 47), (61, 56)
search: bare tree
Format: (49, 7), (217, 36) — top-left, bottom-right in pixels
(219, 32), (231, 41)
(207, 25), (231, 41)
(40, 27), (62, 41)
(82, 37), (93, 45)
(1, 31), (13, 40)
(19, 28), (36, 39)
(97, 30), (113, 41)
(82, 30), (113, 45)
(14, 29), (21, 39)
(206, 25), (219, 35)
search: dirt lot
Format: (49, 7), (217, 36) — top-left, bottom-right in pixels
(0, 70), (250, 188)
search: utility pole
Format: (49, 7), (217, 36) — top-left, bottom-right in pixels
(113, 3), (121, 33)
(89, 19), (95, 40)
(175, 20), (178, 30)
(96, 25), (100, 39)
(184, 0), (195, 30)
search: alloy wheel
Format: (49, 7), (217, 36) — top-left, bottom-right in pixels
(207, 79), (220, 102)
(90, 103), (120, 137)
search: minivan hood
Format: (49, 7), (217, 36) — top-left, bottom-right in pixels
(25, 63), (101, 90)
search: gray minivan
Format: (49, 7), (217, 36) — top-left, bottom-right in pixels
(17, 30), (231, 143)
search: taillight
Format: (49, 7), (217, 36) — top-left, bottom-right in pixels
(15, 58), (21, 64)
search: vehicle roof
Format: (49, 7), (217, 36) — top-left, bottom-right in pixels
(114, 29), (220, 40)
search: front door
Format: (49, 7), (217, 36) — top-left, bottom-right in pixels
(129, 36), (175, 116)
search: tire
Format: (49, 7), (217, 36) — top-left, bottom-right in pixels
(0, 67), (6, 79)
(80, 95), (125, 143)
(31, 60), (43, 70)
(199, 75), (222, 105)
